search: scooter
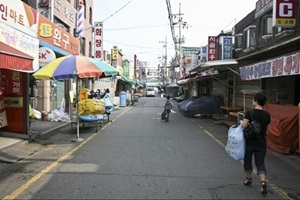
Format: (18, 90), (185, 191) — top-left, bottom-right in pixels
(165, 110), (170, 122)
(161, 109), (170, 122)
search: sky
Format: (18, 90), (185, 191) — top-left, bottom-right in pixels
(93, 0), (258, 63)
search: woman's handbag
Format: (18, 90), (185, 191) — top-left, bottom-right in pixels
(243, 110), (262, 139)
(225, 124), (245, 161)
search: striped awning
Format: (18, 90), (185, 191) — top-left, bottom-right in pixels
(0, 42), (34, 71)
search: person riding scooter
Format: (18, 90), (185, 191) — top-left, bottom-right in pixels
(163, 95), (173, 122)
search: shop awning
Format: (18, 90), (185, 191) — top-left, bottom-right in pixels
(119, 75), (137, 85)
(0, 42), (34, 71)
(190, 59), (238, 72)
(177, 78), (189, 85)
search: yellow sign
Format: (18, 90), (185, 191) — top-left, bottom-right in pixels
(79, 88), (89, 101)
(111, 46), (118, 61)
(4, 97), (23, 108)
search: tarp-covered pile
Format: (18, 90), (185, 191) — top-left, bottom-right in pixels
(78, 99), (106, 115)
(178, 96), (224, 118)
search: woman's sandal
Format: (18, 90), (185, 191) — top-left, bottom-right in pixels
(243, 177), (253, 186)
(261, 181), (268, 195)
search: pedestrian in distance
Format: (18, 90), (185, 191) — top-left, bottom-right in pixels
(240, 92), (271, 196)
(160, 89), (164, 98)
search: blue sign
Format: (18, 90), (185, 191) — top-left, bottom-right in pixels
(222, 37), (233, 60)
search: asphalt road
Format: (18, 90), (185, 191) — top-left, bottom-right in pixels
(0, 96), (299, 199)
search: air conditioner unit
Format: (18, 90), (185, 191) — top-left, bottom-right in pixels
(262, 34), (272, 41)
(275, 30), (294, 38)
(243, 47), (255, 53)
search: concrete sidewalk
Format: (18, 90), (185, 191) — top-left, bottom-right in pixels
(0, 106), (128, 163)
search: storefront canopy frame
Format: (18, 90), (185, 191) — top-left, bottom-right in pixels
(0, 42), (34, 72)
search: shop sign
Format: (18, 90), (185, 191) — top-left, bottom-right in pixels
(255, 0), (273, 18)
(0, 0), (38, 37)
(207, 36), (218, 61)
(111, 46), (118, 61)
(181, 46), (200, 57)
(3, 97), (23, 108)
(0, 23), (39, 71)
(222, 37), (233, 60)
(53, 0), (75, 23)
(116, 65), (123, 75)
(199, 46), (207, 62)
(0, 70), (24, 96)
(39, 47), (56, 67)
(239, 52), (300, 80)
(197, 69), (219, 77)
(38, 14), (79, 55)
(272, 0), (296, 27)
(94, 21), (103, 61)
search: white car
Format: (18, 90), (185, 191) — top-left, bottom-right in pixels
(146, 88), (156, 97)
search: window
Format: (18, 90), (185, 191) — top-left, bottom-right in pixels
(243, 26), (256, 50)
(80, 37), (86, 55)
(89, 41), (92, 57)
(262, 16), (273, 35)
(234, 33), (243, 51)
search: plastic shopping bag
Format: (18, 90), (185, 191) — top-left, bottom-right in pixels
(225, 124), (245, 161)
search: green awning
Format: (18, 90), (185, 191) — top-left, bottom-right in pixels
(121, 75), (137, 85)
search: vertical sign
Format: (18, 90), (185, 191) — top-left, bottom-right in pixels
(272, 0), (296, 27)
(207, 36), (217, 61)
(111, 46), (118, 61)
(222, 37), (233, 60)
(94, 22), (103, 61)
(200, 46), (207, 62)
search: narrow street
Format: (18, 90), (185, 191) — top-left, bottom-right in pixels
(1, 97), (300, 199)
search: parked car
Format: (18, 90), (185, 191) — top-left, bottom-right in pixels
(146, 88), (155, 97)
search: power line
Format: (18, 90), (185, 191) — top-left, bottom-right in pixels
(105, 23), (169, 31)
(101, 0), (132, 22)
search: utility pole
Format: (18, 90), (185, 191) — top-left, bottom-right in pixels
(173, 3), (187, 79)
(166, 1), (188, 80)
(159, 36), (168, 85)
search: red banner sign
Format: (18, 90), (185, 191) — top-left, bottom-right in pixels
(272, 0), (296, 27)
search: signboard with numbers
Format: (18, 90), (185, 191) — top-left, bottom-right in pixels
(38, 14), (79, 55)
(94, 21), (103, 61)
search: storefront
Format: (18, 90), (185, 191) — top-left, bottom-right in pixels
(239, 50), (300, 154)
(0, 0), (40, 137)
(36, 13), (79, 115)
(0, 25), (39, 136)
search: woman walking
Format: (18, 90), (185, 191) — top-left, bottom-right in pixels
(240, 92), (271, 196)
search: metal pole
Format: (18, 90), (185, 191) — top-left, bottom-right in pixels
(178, 3), (182, 78)
(72, 76), (84, 142)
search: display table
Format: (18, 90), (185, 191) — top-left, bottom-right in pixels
(71, 114), (104, 133)
(220, 106), (243, 119)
